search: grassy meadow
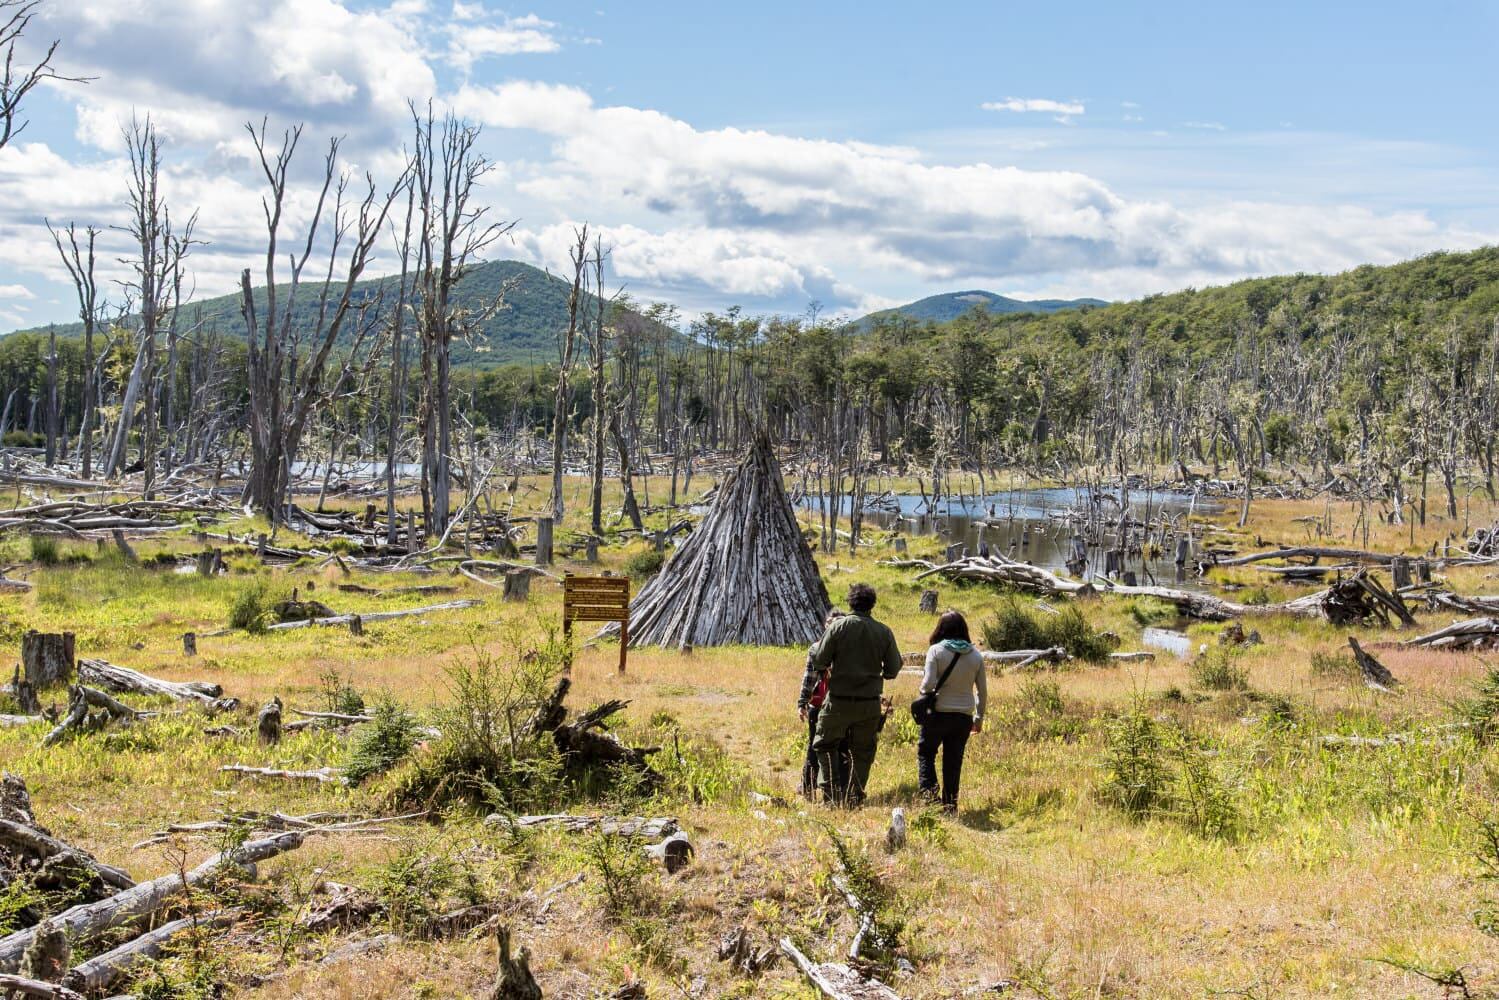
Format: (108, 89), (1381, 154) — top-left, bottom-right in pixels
(0, 476), (1498, 998)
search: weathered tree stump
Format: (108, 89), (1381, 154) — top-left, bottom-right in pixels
(22, 632), (74, 690)
(489, 926), (542, 1000)
(348, 615), (364, 637)
(255, 533), (268, 558)
(944, 543), (966, 563)
(503, 573), (531, 602)
(182, 633), (197, 657)
(892, 537), (907, 555)
(535, 518), (554, 567)
(363, 503), (376, 528)
(110, 530), (137, 563)
(405, 511), (417, 554)
(1391, 555), (1412, 591)
(918, 590), (938, 615)
(585, 537), (599, 564)
(1416, 558), (1432, 583)
(194, 549), (224, 577)
(8, 667), (38, 716)
(258, 697), (282, 746)
(653, 530), (667, 553)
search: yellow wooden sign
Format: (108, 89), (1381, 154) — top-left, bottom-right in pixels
(562, 574), (631, 672)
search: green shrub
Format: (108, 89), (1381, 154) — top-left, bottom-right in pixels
(1, 431), (43, 448)
(345, 698), (420, 787)
(825, 828), (905, 976)
(319, 668), (365, 716)
(1453, 665), (1499, 744)
(228, 581), (274, 632)
(1190, 647), (1250, 691)
(27, 534), (59, 566)
(624, 549), (665, 580)
(583, 830), (678, 969)
(982, 600), (1116, 663)
(1171, 730), (1240, 840)
(1100, 704), (1171, 816)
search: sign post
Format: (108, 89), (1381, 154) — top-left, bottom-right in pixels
(562, 574), (631, 674)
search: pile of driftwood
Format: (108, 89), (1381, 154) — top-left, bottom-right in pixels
(618, 435), (832, 649)
(0, 773), (307, 998)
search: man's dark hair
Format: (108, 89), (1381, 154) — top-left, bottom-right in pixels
(846, 583), (877, 614)
(928, 609), (970, 645)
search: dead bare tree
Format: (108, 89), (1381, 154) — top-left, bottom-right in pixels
(549, 226), (587, 522)
(587, 235), (611, 535)
(239, 118), (407, 522)
(47, 222), (101, 478)
(410, 104), (512, 540)
(0, 0), (74, 150)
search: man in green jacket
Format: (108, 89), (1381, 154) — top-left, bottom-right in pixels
(806, 582), (903, 806)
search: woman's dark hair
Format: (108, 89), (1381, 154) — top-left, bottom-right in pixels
(846, 583), (877, 614)
(929, 609), (970, 645)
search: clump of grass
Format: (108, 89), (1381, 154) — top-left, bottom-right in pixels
(27, 534), (59, 566)
(1126, 597), (1176, 627)
(584, 830), (678, 969)
(624, 549), (665, 580)
(650, 724), (747, 805)
(345, 697), (420, 787)
(1190, 647), (1250, 691)
(228, 580), (276, 633)
(369, 840), (464, 934)
(1100, 702), (1171, 816)
(1310, 649), (1360, 682)
(1001, 677), (1085, 743)
(982, 600), (1116, 663)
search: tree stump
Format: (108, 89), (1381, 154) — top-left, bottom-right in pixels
(489, 926), (542, 1000)
(535, 518), (554, 567)
(22, 632), (74, 689)
(182, 633), (197, 657)
(503, 573), (531, 602)
(892, 537), (907, 555)
(945, 543), (966, 563)
(363, 503), (376, 528)
(918, 590), (938, 615)
(255, 534), (268, 558)
(653, 530), (666, 553)
(1391, 555), (1412, 591)
(406, 511), (417, 554)
(195, 550), (223, 577)
(1416, 558), (1432, 583)
(258, 697), (282, 746)
(1174, 535), (1192, 566)
(110, 530), (137, 563)
(348, 615), (364, 637)
(585, 537), (599, 564)
(9, 666), (38, 715)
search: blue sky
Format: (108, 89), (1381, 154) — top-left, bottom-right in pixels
(2, 0), (1496, 329)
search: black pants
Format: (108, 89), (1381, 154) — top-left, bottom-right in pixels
(917, 711), (972, 807)
(802, 705), (852, 800)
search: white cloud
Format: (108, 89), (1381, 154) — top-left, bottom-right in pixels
(448, 13), (562, 70)
(983, 97), (1086, 116)
(0, 285), (36, 302)
(1183, 121), (1227, 131)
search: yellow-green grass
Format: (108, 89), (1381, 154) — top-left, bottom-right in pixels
(0, 480), (1495, 997)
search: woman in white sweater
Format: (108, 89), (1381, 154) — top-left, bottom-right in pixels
(917, 610), (986, 811)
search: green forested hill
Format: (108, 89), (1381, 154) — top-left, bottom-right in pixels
(9, 259), (594, 368)
(857, 289), (1106, 327)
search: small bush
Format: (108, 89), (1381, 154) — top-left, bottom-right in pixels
(1190, 647), (1250, 691)
(825, 828), (905, 976)
(27, 534), (59, 566)
(584, 831), (678, 969)
(1100, 704), (1171, 816)
(345, 698), (420, 787)
(319, 668), (365, 716)
(228, 581), (275, 632)
(982, 600), (1115, 663)
(1171, 730), (1240, 840)
(1453, 666), (1499, 744)
(624, 549), (665, 580)
(1, 431), (43, 448)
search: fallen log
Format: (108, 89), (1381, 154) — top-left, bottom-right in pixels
(1401, 617), (1499, 651)
(1214, 545), (1400, 568)
(262, 599), (482, 631)
(219, 765), (344, 784)
(76, 660), (223, 706)
(484, 814), (678, 839)
(0, 972), (86, 999)
(60, 910), (237, 996)
(1347, 637), (1399, 693)
(0, 830), (304, 972)
(778, 937), (901, 1000)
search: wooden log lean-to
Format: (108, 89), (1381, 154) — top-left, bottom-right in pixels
(612, 434), (832, 649)
(0, 830), (305, 973)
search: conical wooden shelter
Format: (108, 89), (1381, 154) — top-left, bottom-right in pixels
(626, 436), (831, 648)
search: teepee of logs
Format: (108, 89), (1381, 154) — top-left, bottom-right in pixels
(626, 436), (831, 648)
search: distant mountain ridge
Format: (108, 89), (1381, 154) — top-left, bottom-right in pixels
(858, 289), (1105, 327)
(7, 259), (603, 368)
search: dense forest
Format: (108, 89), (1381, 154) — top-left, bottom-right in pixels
(7, 244), (1499, 535)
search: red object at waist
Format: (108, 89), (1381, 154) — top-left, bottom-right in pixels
(808, 675), (829, 709)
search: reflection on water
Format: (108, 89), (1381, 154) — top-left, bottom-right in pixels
(1141, 627), (1194, 658)
(802, 488), (1221, 592)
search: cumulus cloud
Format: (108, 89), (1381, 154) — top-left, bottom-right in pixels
(448, 13), (562, 70)
(983, 97), (1086, 116)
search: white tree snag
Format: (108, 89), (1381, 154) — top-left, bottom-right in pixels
(60, 910), (236, 995)
(778, 937), (901, 1000)
(0, 831), (304, 972)
(262, 599), (481, 631)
